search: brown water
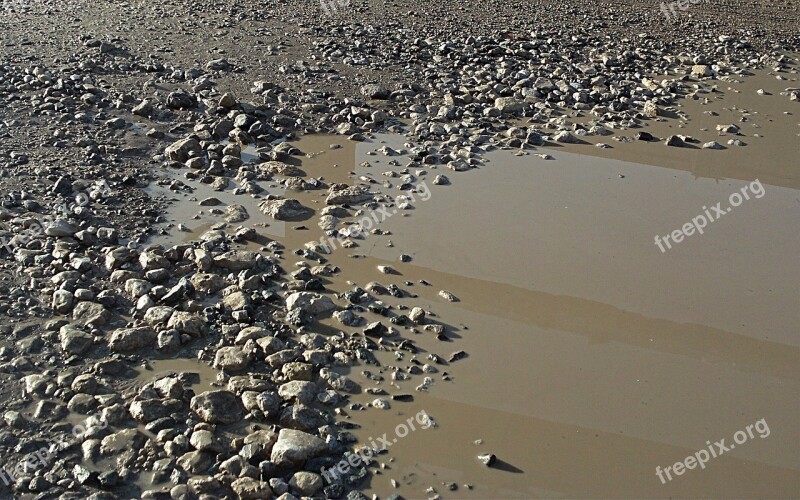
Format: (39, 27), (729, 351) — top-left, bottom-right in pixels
(530, 61), (800, 190)
(147, 64), (800, 498)
(347, 146), (800, 498)
(134, 358), (220, 395)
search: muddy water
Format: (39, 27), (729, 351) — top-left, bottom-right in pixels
(147, 65), (800, 498)
(147, 138), (355, 247)
(350, 153), (800, 497)
(134, 358), (220, 395)
(531, 65), (800, 190)
(308, 133), (800, 498)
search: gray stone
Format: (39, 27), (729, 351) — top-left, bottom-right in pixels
(191, 390), (244, 424)
(72, 301), (109, 328)
(665, 135), (685, 147)
(214, 345), (251, 372)
(554, 131), (580, 143)
(438, 290), (459, 302)
(129, 398), (182, 422)
(319, 368), (359, 394)
(691, 64), (712, 77)
(494, 97), (524, 115)
(101, 429), (148, 455)
(213, 250), (260, 271)
(270, 428), (327, 467)
(259, 199), (313, 221)
(167, 311), (208, 337)
(289, 471), (323, 496)
(285, 292), (336, 316)
(143, 305), (175, 325)
(360, 84), (390, 99)
(45, 219), (77, 237)
(177, 450), (215, 474)
(231, 478), (274, 499)
(109, 327), (156, 352)
(278, 381), (319, 405)
(52, 289), (74, 313)
(165, 137), (201, 162)
(325, 186), (372, 205)
(190, 273), (225, 294)
(59, 325), (93, 355)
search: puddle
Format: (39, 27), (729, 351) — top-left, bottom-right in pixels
(146, 135), (357, 247)
(138, 87), (800, 497)
(144, 174), (285, 247)
(134, 358), (220, 395)
(341, 135), (800, 497)
(531, 65), (800, 190)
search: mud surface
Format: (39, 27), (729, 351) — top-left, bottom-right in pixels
(0, 1), (798, 499)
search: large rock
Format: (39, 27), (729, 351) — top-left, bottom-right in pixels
(101, 429), (148, 455)
(494, 97), (524, 115)
(167, 311), (208, 337)
(213, 250), (260, 271)
(553, 131), (580, 143)
(177, 450), (215, 474)
(319, 368), (360, 394)
(235, 326), (270, 345)
(665, 135), (685, 147)
(231, 478), (274, 500)
(190, 390), (244, 424)
(325, 186), (372, 205)
(72, 301), (110, 328)
(206, 58), (230, 71)
(242, 429), (278, 460)
(269, 429), (326, 467)
(105, 247), (136, 270)
(45, 219), (77, 237)
(278, 381), (319, 405)
(259, 199), (313, 221)
(139, 251), (170, 271)
(643, 101), (659, 117)
(59, 325), (93, 355)
(691, 64), (712, 77)
(52, 289), (74, 313)
(166, 91), (196, 109)
(225, 205), (249, 223)
(285, 292), (336, 316)
(360, 83), (390, 99)
(257, 161), (304, 177)
(108, 327), (156, 352)
(289, 471), (323, 496)
(190, 273), (225, 294)
(214, 346), (251, 372)
(124, 278), (152, 299)
(189, 429), (225, 452)
(129, 398), (182, 423)
(143, 305), (175, 325)
(132, 99), (152, 117)
(165, 137), (201, 162)
(222, 290), (249, 311)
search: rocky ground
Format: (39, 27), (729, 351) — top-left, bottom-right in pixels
(0, 0), (798, 498)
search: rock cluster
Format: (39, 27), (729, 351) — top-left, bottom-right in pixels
(0, 0), (797, 498)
